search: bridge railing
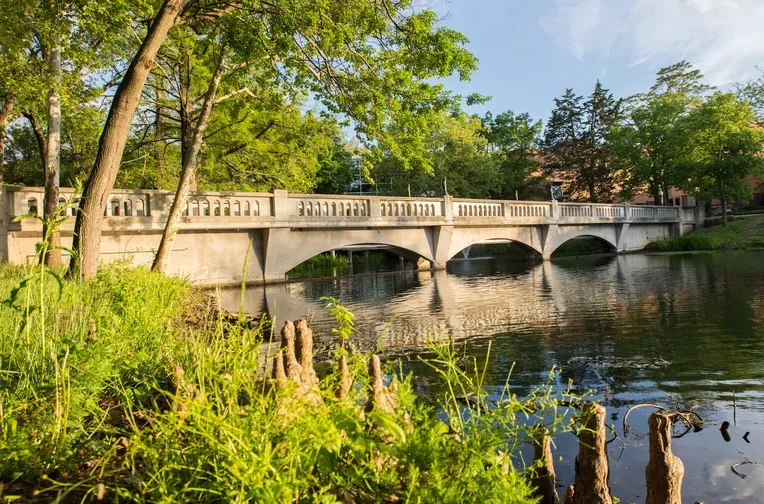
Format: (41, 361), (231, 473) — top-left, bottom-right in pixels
(377, 197), (443, 218)
(3, 186), (683, 229)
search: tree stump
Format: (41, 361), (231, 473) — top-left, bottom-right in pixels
(531, 427), (560, 504)
(645, 412), (684, 504)
(562, 485), (575, 504)
(573, 402), (612, 504)
(365, 354), (398, 415)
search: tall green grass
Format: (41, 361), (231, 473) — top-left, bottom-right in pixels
(647, 233), (720, 252)
(0, 216), (581, 502)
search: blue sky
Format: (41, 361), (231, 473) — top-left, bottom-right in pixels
(432, 0), (764, 123)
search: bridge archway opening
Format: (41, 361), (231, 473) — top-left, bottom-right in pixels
(450, 239), (542, 261)
(285, 244), (426, 280)
(551, 235), (617, 259)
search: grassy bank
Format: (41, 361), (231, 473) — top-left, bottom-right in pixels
(648, 214), (764, 252)
(0, 263), (576, 502)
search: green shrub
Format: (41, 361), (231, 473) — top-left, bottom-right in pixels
(648, 233), (720, 252)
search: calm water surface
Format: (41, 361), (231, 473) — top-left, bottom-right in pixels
(220, 252), (764, 503)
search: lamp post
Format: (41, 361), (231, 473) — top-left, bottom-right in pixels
(550, 179), (564, 201)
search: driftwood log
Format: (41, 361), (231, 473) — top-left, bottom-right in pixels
(531, 427), (560, 504)
(572, 402), (613, 504)
(645, 412), (684, 504)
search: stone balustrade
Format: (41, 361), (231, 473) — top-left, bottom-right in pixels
(3, 186), (684, 229)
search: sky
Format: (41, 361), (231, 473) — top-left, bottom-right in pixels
(431, 0), (764, 122)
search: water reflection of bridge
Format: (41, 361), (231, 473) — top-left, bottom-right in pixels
(218, 254), (664, 353)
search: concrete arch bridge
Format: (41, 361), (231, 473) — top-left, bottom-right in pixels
(0, 186), (702, 285)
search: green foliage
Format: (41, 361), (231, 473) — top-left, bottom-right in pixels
(373, 110), (500, 197)
(314, 139), (357, 194)
(648, 233), (720, 252)
(737, 67), (764, 125)
(552, 238), (614, 257)
(612, 61), (709, 204)
(678, 92), (764, 211)
(0, 265), (582, 502)
(483, 110), (546, 199)
(287, 253), (350, 279)
(649, 215), (764, 251)
(543, 82), (621, 202)
(322, 296), (357, 348)
(0, 0), (142, 184)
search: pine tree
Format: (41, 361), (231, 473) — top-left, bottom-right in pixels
(542, 89), (586, 200)
(581, 81), (620, 202)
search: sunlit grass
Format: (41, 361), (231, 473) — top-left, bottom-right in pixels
(0, 257), (579, 502)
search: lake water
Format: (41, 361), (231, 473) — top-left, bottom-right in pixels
(218, 251), (764, 503)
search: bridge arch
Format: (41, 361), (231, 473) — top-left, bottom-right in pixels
(267, 228), (438, 279)
(547, 226), (619, 257)
(446, 227), (544, 262)
(284, 242), (430, 276)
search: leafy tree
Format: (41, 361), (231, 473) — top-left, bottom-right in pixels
(71, 0), (187, 278)
(314, 140), (356, 195)
(72, 0), (478, 278)
(736, 67), (764, 126)
(482, 110), (546, 200)
(372, 110), (499, 198)
(1, 0), (136, 265)
(5, 107), (105, 186)
(650, 60), (711, 96)
(611, 61), (708, 205)
(679, 92), (764, 225)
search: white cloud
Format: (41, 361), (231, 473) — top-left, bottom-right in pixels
(542, 0), (764, 85)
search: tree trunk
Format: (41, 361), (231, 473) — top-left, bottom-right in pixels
(562, 486), (575, 504)
(0, 93), (15, 183)
(572, 402), (612, 504)
(152, 43), (227, 272)
(44, 44), (63, 267)
(69, 0), (185, 279)
(154, 77), (164, 186)
(662, 183), (670, 208)
(645, 412), (684, 504)
(718, 179), (727, 226)
(23, 112), (47, 176)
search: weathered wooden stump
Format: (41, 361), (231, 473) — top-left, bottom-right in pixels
(645, 412), (684, 504)
(365, 354), (398, 415)
(562, 485), (575, 504)
(531, 427), (560, 504)
(572, 402), (612, 504)
(335, 353), (352, 399)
